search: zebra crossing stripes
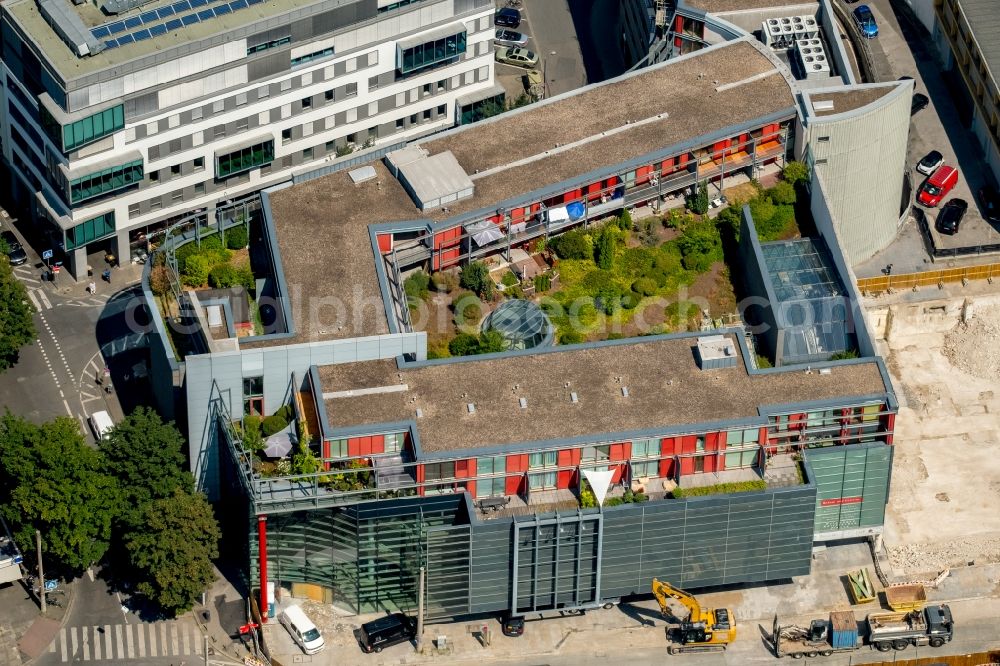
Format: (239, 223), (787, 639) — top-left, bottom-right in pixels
(50, 620), (203, 663)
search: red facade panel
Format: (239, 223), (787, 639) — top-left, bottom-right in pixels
(660, 156), (676, 176)
(557, 449), (574, 489)
(433, 247), (461, 270)
(376, 233), (393, 254)
(506, 454), (528, 495)
(456, 458), (476, 496)
(563, 188), (582, 203)
(636, 165), (652, 185)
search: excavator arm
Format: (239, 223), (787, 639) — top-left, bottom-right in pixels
(651, 578), (701, 623)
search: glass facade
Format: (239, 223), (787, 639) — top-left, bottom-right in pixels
(528, 451), (557, 490)
(69, 159), (144, 205)
(806, 443), (891, 535)
(514, 515), (600, 613)
(216, 139), (274, 179)
(398, 30), (466, 75)
(41, 104), (125, 153)
(724, 428), (760, 469)
(65, 211), (115, 251)
(476, 456), (506, 498)
(247, 36), (290, 55)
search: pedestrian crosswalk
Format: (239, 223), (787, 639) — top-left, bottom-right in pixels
(26, 287), (52, 311)
(49, 620), (204, 663)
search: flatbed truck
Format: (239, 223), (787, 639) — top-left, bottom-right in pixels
(773, 604), (953, 659)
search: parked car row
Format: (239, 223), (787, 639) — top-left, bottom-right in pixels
(1, 230), (27, 266)
(493, 9), (539, 69)
(914, 158), (969, 236)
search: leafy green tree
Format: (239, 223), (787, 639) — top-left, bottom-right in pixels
(559, 328), (583, 345)
(782, 160), (810, 187)
(675, 220), (722, 272)
(549, 229), (591, 260)
(593, 226), (617, 270)
(769, 181), (797, 205)
(748, 196), (776, 228)
(100, 408), (193, 519)
(478, 329), (505, 354)
(0, 260), (35, 371)
(404, 270), (431, 301)
(459, 261), (494, 299)
(0, 414), (117, 574)
(688, 180), (709, 215)
(125, 489), (220, 617)
(448, 333), (480, 356)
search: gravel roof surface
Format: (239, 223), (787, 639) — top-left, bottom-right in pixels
(809, 86), (896, 117)
(319, 336), (888, 454)
(683, 0), (816, 13)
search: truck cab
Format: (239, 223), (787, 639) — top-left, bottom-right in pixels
(925, 604), (954, 640)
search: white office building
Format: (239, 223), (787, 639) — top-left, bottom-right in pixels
(0, 0), (497, 278)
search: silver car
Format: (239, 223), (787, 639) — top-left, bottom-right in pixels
(495, 46), (538, 68)
(494, 29), (528, 47)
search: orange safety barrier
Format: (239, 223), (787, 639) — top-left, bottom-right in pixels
(857, 262), (1000, 294)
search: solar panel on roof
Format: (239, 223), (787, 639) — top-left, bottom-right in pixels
(133, 28), (151, 40)
(92, 25), (111, 37)
(117, 33), (134, 44)
(230, 0), (247, 9)
(149, 23), (167, 35)
(165, 17), (183, 29)
(213, 4), (230, 15)
(108, 21), (127, 34)
(104, 40), (116, 49)
(123, 16), (141, 28)
(181, 13), (198, 24)
(197, 8), (213, 19)
(140, 10), (158, 22)
(247, 0), (263, 5)
(172, 0), (190, 11)
(190, 0), (207, 8)
(156, 6), (174, 17)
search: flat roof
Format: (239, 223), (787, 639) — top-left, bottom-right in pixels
(682, 0), (817, 13)
(809, 86), (896, 117)
(250, 39), (796, 346)
(955, 0), (1000, 82)
(319, 335), (889, 454)
(5, 0), (326, 79)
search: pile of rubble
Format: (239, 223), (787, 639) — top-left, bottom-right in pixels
(888, 535), (1000, 572)
(942, 303), (1000, 381)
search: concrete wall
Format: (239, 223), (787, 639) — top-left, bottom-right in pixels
(186, 331), (426, 498)
(805, 83), (911, 266)
(898, 0), (937, 34)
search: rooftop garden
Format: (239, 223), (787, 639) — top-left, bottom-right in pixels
(408, 162), (809, 357)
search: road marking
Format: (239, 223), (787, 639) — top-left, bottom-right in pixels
(37, 289), (52, 310)
(135, 623), (145, 658)
(124, 622), (134, 658)
(60, 628), (68, 661)
(81, 625), (90, 661)
(104, 624), (113, 661)
(69, 626), (77, 660)
(160, 622), (168, 656)
(62, 399), (72, 416)
(181, 623), (190, 654)
(170, 623), (179, 655)
(114, 624), (124, 659)
(91, 626), (101, 661)
(26, 290), (41, 311)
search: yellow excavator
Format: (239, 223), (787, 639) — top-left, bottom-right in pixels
(651, 578), (737, 654)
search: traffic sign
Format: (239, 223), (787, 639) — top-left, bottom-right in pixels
(42, 249), (53, 260)
(44, 579), (58, 591)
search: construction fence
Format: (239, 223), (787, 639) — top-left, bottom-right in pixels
(857, 263), (1000, 295)
(868, 654), (1000, 666)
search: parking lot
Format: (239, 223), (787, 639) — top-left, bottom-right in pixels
(848, 0), (1000, 272)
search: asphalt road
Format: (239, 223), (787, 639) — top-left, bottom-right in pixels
(0, 220), (151, 438)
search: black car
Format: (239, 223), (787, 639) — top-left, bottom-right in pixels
(501, 613), (524, 637)
(1, 230), (27, 266)
(358, 613), (415, 653)
(911, 93), (929, 115)
(935, 198), (968, 235)
(978, 185), (1000, 223)
(495, 7), (520, 28)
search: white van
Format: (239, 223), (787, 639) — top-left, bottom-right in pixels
(279, 605), (325, 655)
(88, 411), (114, 441)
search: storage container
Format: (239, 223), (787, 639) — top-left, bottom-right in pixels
(829, 610), (859, 649)
(884, 584), (927, 612)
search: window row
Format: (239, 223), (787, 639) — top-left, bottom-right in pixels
(247, 36), (290, 56)
(398, 31), (467, 75)
(65, 211), (115, 251)
(215, 140), (274, 180)
(42, 104), (125, 153)
(69, 159), (144, 205)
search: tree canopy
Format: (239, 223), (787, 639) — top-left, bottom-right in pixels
(0, 259), (35, 371)
(99, 407), (194, 524)
(125, 488), (220, 616)
(0, 414), (117, 574)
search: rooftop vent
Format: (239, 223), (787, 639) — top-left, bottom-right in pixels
(348, 165), (377, 184)
(813, 99), (835, 112)
(385, 146), (474, 212)
(695, 335), (739, 370)
(796, 38), (831, 79)
(570, 392), (579, 403)
(621, 386), (630, 398)
(38, 0), (106, 56)
(101, 0), (156, 13)
(519, 397), (528, 409)
(467, 403), (476, 414)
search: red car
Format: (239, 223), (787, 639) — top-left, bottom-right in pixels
(917, 165), (958, 207)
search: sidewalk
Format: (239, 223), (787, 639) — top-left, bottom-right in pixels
(269, 543), (1000, 665)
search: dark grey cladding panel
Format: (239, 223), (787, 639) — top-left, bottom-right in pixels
(469, 520), (512, 614)
(248, 25), (292, 49)
(600, 484), (816, 597)
(291, 0), (377, 43)
(249, 51), (291, 82)
(124, 91), (157, 120)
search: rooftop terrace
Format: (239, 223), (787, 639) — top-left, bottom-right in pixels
(318, 334), (889, 454)
(249, 38), (796, 347)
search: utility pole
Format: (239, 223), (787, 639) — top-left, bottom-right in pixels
(35, 530), (46, 613)
(416, 566), (425, 653)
